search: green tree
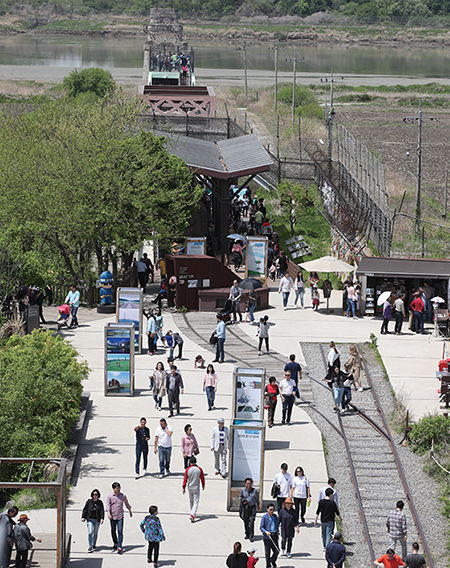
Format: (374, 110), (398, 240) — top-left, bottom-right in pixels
(62, 67), (116, 100)
(276, 181), (315, 237)
(0, 330), (89, 473)
(0, 95), (202, 281)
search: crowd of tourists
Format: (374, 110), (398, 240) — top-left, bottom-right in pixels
(150, 52), (191, 74)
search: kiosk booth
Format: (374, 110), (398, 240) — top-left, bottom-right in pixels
(357, 257), (450, 316)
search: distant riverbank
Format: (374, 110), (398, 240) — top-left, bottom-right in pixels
(2, 14), (450, 49)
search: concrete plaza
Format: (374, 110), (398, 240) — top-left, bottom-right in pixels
(18, 287), (442, 567)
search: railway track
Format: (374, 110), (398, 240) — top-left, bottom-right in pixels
(316, 343), (434, 567)
(175, 313), (435, 566)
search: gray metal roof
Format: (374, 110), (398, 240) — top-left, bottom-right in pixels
(357, 257), (450, 279)
(154, 130), (272, 178)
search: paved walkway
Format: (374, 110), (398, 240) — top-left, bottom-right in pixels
(18, 287), (442, 567)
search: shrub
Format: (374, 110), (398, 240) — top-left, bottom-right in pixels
(409, 414), (450, 455)
(62, 67), (115, 100)
(0, 330), (89, 481)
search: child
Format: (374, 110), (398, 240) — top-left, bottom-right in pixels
(312, 289), (320, 310)
(194, 355), (205, 369)
(165, 330), (174, 358)
(247, 546), (259, 568)
(244, 303), (251, 323)
(173, 332), (184, 359)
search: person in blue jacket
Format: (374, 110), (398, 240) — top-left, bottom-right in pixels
(260, 503), (279, 568)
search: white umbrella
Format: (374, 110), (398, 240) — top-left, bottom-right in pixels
(431, 296), (445, 303)
(300, 255), (355, 273)
(377, 291), (392, 306)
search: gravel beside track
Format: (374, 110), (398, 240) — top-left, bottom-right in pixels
(301, 342), (448, 568)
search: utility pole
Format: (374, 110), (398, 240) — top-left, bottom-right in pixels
(274, 43), (278, 111)
(243, 35), (248, 101)
(292, 52), (297, 126)
(403, 98), (438, 236)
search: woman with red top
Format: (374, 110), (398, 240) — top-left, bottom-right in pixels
(265, 377), (280, 428)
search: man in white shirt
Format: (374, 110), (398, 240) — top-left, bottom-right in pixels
(318, 478), (339, 507)
(273, 463), (293, 512)
(278, 274), (294, 310)
(279, 370), (296, 425)
(210, 418), (229, 478)
(154, 418), (173, 479)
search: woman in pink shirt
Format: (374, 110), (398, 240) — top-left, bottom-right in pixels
(181, 424), (199, 469)
(203, 364), (219, 411)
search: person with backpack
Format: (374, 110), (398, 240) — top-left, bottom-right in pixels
(14, 514), (42, 568)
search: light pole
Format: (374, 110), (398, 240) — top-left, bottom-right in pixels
(403, 98), (438, 236)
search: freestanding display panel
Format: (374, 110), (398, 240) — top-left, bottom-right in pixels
(104, 322), (135, 396)
(185, 237), (206, 255)
(245, 236), (268, 285)
(227, 367), (266, 511)
(116, 287), (143, 354)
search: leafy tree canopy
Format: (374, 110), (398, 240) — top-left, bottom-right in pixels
(0, 93), (202, 282)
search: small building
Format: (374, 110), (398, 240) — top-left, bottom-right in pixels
(356, 256), (450, 315)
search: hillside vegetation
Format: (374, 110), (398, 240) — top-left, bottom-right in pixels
(1, 0), (450, 22)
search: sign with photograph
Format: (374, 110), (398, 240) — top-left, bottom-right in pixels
(233, 367), (265, 422)
(246, 237), (267, 284)
(105, 322), (135, 396)
(186, 237), (206, 256)
(116, 287), (143, 354)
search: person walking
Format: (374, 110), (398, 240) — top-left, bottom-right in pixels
(394, 294), (406, 335)
(346, 282), (357, 319)
(279, 498), (298, 559)
(284, 354), (302, 397)
(248, 288), (257, 323)
(226, 541), (248, 568)
(0, 506), (18, 568)
(257, 316), (270, 355)
(134, 417), (150, 479)
(165, 365), (184, 417)
(181, 424), (200, 470)
(404, 542), (426, 568)
(13, 514), (42, 568)
(327, 342), (341, 374)
(154, 418), (173, 478)
(294, 271), (305, 308)
(230, 280), (243, 323)
(326, 532), (346, 568)
(65, 284), (80, 328)
(381, 295), (394, 335)
(239, 478), (259, 543)
(147, 312), (157, 355)
(265, 377), (279, 428)
(210, 418), (229, 478)
(387, 500), (407, 561)
(348, 345), (363, 392)
(278, 272), (294, 310)
(278, 251), (288, 277)
(151, 362), (166, 411)
(140, 505), (165, 568)
(106, 482), (133, 554)
(182, 456), (205, 523)
(309, 271), (319, 303)
(81, 489), (104, 552)
(203, 364), (219, 411)
(154, 307), (164, 350)
(213, 315), (226, 363)
(290, 466), (311, 524)
(260, 504), (280, 568)
(280, 370), (296, 425)
(374, 549), (405, 568)
(341, 363), (356, 412)
(315, 487), (341, 549)
(273, 463), (293, 513)
(327, 366), (345, 413)
(318, 478), (339, 507)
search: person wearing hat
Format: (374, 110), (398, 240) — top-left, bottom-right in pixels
(273, 463), (293, 512)
(247, 546), (259, 568)
(210, 418), (229, 478)
(279, 498), (299, 559)
(325, 532), (346, 568)
(13, 514), (42, 568)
